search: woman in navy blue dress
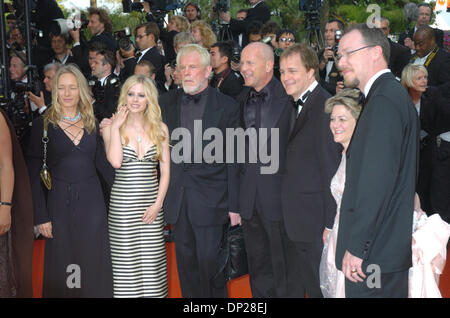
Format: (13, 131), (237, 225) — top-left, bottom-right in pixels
(27, 64), (114, 297)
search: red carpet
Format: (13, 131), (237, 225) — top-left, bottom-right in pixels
(32, 240), (449, 298)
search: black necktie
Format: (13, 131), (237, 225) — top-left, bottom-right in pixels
(358, 90), (366, 106)
(135, 52), (142, 60)
(291, 98), (304, 109)
(182, 92), (202, 104)
(248, 89), (268, 104)
(292, 91), (310, 111)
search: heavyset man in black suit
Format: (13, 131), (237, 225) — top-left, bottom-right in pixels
(237, 42), (292, 297)
(159, 44), (240, 298)
(279, 43), (341, 297)
(335, 24), (418, 297)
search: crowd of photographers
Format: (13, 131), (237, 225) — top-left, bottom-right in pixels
(1, 0), (448, 148)
(2, 0), (450, 201)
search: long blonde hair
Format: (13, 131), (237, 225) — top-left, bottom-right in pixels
(117, 75), (165, 161)
(45, 64), (96, 133)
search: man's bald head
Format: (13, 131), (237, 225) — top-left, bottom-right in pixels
(414, 25), (436, 57)
(243, 42), (274, 63)
(240, 42), (274, 91)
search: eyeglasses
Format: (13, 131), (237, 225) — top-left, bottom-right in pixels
(279, 37), (295, 43)
(135, 33), (148, 40)
(335, 45), (375, 63)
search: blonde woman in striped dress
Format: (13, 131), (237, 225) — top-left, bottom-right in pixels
(102, 75), (170, 297)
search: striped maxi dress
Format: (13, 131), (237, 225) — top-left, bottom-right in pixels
(108, 144), (167, 297)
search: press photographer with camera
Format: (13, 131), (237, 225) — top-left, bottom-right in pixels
(318, 19), (344, 95)
(184, 2), (201, 23)
(399, 3), (444, 51)
(47, 33), (76, 65)
(26, 62), (61, 116)
(219, 0), (271, 46)
(163, 32), (195, 91)
(7, 52), (41, 149)
(209, 41), (244, 100)
(91, 50), (121, 122)
(69, 7), (118, 77)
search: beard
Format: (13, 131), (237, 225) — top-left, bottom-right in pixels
(343, 75), (360, 89)
(182, 79), (207, 95)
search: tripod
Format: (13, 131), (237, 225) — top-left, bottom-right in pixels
(304, 10), (324, 51)
(217, 22), (234, 42)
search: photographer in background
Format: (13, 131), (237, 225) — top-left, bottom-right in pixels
(398, 3), (444, 50)
(141, 2), (189, 64)
(318, 19), (344, 95)
(374, 16), (410, 79)
(70, 7), (118, 76)
(261, 21), (281, 49)
(233, 9), (248, 47)
(209, 41), (244, 99)
(6, 53), (40, 149)
(91, 50), (121, 122)
(26, 62), (61, 116)
(277, 29), (297, 51)
(47, 33), (76, 65)
(219, 0), (271, 46)
(184, 2), (201, 23)
(163, 32), (196, 91)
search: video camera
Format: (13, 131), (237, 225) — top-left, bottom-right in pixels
(114, 27), (133, 51)
(213, 0), (229, 13)
(50, 13), (89, 36)
(122, 0), (181, 13)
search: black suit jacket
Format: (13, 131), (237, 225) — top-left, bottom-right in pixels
(388, 39), (411, 79)
(398, 27), (444, 49)
(237, 78), (292, 221)
(123, 46), (165, 85)
(336, 72), (419, 273)
(210, 69), (244, 100)
(72, 32), (118, 77)
(281, 84), (341, 242)
(421, 48), (450, 98)
(159, 87), (240, 226)
(229, 1), (271, 45)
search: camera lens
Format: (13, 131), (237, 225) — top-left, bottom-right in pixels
(118, 37), (132, 51)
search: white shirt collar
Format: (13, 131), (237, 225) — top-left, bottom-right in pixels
(363, 69), (391, 97)
(297, 80), (318, 102)
(413, 50), (433, 66)
(99, 75), (109, 86)
(251, 1), (263, 8)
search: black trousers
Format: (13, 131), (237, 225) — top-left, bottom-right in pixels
(173, 199), (227, 298)
(280, 226), (324, 298)
(241, 199), (288, 298)
(345, 269), (409, 298)
(430, 139), (450, 223)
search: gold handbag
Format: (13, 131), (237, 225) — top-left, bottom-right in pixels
(40, 118), (52, 190)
